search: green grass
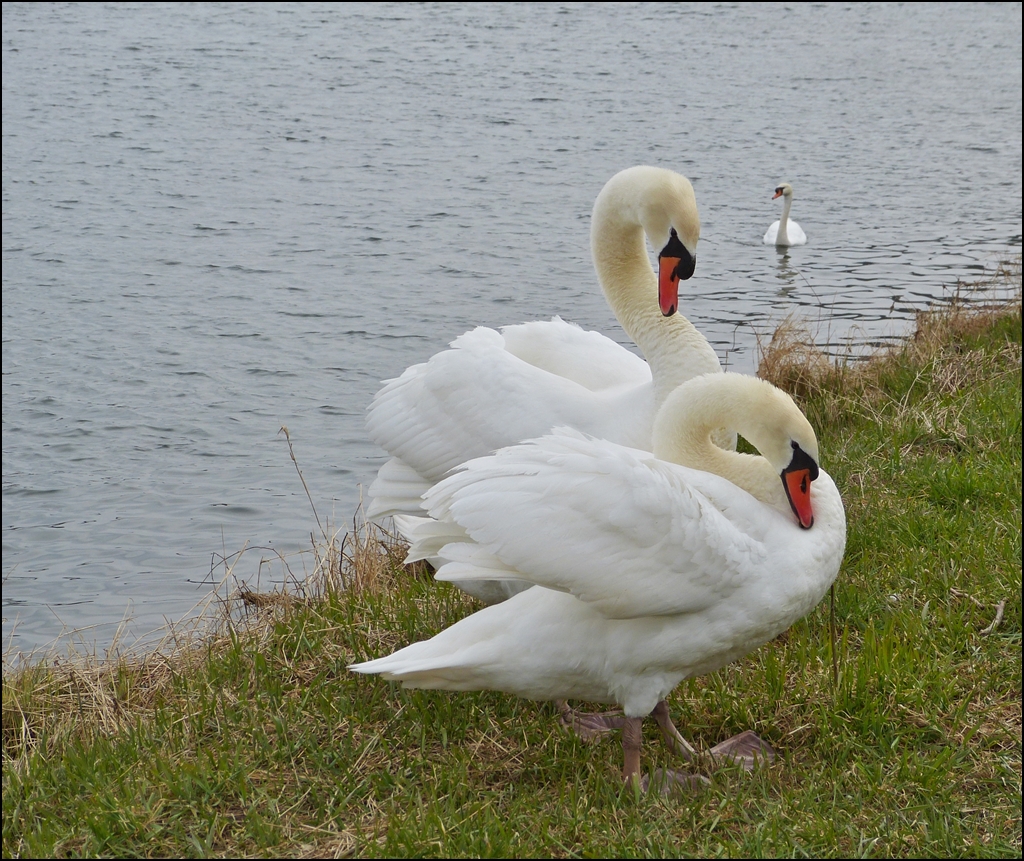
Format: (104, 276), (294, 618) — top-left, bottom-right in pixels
(4, 267), (1021, 858)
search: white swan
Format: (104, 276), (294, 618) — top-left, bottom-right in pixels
(366, 166), (727, 543)
(763, 182), (807, 247)
(351, 372), (847, 790)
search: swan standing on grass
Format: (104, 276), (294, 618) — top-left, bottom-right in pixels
(351, 372), (847, 793)
(763, 182), (807, 247)
(366, 167), (728, 566)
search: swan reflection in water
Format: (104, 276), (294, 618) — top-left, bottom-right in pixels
(774, 250), (799, 298)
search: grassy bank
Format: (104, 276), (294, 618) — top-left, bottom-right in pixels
(3, 264), (1021, 858)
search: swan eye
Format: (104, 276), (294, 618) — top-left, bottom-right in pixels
(788, 441), (820, 481)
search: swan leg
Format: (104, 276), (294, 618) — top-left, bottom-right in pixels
(556, 700), (626, 742)
(651, 700), (699, 762)
(565, 699), (767, 791)
(708, 730), (775, 772)
(621, 716), (644, 785)
(621, 711), (709, 795)
(649, 701), (773, 772)
(643, 701), (712, 794)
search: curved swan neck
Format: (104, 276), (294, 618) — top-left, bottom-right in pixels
(652, 373), (817, 510)
(777, 191), (793, 245)
(590, 167), (720, 408)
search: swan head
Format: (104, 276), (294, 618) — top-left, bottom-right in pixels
(772, 182), (794, 201)
(655, 373), (822, 528)
(725, 378), (819, 529)
(637, 171), (700, 318)
(593, 166), (700, 318)
(656, 228), (695, 318)
(780, 439), (819, 529)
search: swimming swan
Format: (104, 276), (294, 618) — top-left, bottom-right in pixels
(763, 182), (807, 247)
(351, 372), (847, 791)
(366, 167), (726, 552)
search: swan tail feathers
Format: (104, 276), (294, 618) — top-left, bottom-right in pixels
(349, 607), (510, 688)
(349, 655), (487, 690)
(400, 513), (536, 602)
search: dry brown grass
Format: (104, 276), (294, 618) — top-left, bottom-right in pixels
(1, 507), (414, 768)
(757, 256), (1022, 399)
(755, 258), (1022, 472)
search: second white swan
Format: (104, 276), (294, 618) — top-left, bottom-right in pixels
(763, 181), (807, 247)
(366, 166), (727, 541)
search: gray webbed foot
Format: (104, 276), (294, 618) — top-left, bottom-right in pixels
(556, 700), (627, 742)
(641, 768), (711, 795)
(708, 730), (775, 771)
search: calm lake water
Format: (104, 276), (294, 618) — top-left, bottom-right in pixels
(3, 2), (1021, 658)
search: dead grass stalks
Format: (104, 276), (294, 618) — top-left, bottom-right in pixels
(2, 502), (415, 767)
(757, 257), (1022, 403)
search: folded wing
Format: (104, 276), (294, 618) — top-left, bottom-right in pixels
(422, 429), (780, 620)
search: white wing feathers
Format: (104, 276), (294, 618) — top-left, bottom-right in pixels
(366, 458), (433, 519)
(499, 318), (651, 392)
(399, 513), (537, 605)
(365, 322), (654, 488)
(424, 429), (774, 620)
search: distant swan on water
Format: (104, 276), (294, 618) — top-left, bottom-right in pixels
(763, 182), (807, 247)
